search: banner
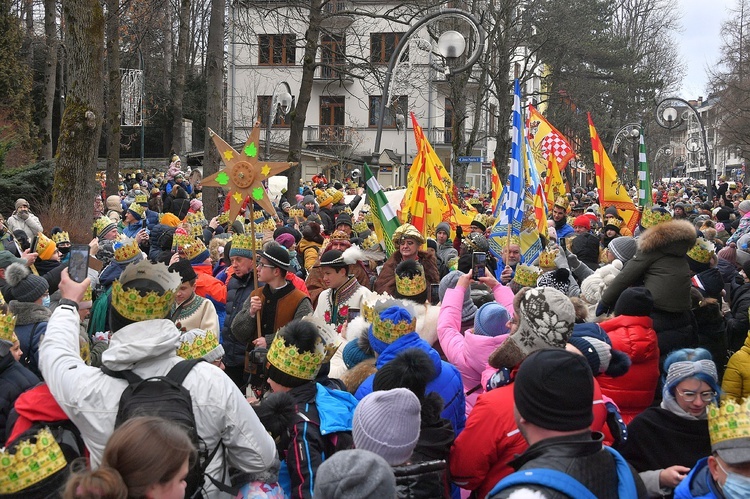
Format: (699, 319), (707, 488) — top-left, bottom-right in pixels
(527, 104), (576, 170)
(364, 163), (400, 256)
(638, 131), (653, 207)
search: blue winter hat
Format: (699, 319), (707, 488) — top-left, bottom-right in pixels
(368, 306), (416, 355)
(473, 302), (510, 337)
(343, 338), (374, 369)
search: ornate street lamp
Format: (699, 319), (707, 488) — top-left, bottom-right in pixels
(655, 97), (713, 200)
(612, 123), (641, 184)
(265, 82), (293, 161)
(370, 9), (486, 175)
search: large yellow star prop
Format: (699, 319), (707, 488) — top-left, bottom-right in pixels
(203, 124), (296, 221)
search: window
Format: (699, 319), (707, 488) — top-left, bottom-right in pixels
(320, 34), (346, 78)
(258, 34), (296, 65)
(369, 95), (407, 127)
(257, 96), (291, 127)
(370, 32), (407, 64)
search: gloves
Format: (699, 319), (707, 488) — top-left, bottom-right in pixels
(485, 367), (513, 392)
(455, 225), (463, 237)
(566, 252), (581, 271)
(595, 301), (612, 317)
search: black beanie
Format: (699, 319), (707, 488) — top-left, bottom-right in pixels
(613, 287), (654, 317)
(514, 349), (593, 431)
(168, 259), (197, 283)
(373, 348), (435, 400)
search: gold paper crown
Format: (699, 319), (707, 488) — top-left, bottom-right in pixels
(353, 219), (369, 234)
(172, 232), (194, 252)
(395, 269), (427, 297)
(127, 202), (146, 218)
(361, 292), (394, 323)
(260, 218), (276, 233)
(0, 290), (6, 306)
(178, 236), (208, 261)
(687, 237), (716, 264)
(316, 188), (333, 207)
(50, 231), (70, 245)
(604, 218), (623, 228)
(708, 397), (750, 448)
(362, 232), (380, 251)
(114, 238), (141, 263)
(392, 223), (425, 245)
(35, 233), (57, 260)
(178, 330), (220, 360)
(288, 208), (305, 219)
(232, 233), (263, 253)
(82, 286), (92, 303)
(514, 264), (543, 287)
(134, 193), (148, 205)
(302, 316), (340, 363)
(330, 230), (350, 241)
(472, 213), (492, 230)
(554, 196), (569, 211)
(0, 428), (67, 494)
(342, 206), (353, 216)
(500, 235), (521, 248)
(0, 311), (17, 345)
(328, 188), (344, 204)
(217, 212), (230, 225)
(184, 211), (206, 226)
(641, 208), (672, 229)
(188, 224), (203, 239)
(111, 260), (181, 322)
(372, 304), (418, 344)
(267, 334), (325, 381)
(538, 249), (558, 270)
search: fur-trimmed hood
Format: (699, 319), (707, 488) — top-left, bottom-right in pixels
(637, 219), (697, 256)
(8, 300), (51, 325)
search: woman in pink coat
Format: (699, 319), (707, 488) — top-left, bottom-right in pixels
(437, 269), (514, 415)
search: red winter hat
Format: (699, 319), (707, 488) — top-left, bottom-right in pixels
(573, 216), (591, 230)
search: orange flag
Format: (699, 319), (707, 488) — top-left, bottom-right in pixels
(587, 113), (640, 233)
(527, 105), (576, 170)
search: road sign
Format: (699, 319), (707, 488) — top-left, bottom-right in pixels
(458, 156), (483, 163)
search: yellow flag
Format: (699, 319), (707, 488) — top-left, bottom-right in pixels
(544, 155), (567, 212)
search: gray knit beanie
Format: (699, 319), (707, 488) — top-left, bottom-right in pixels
(5, 262), (48, 303)
(435, 222), (451, 237)
(607, 237), (637, 264)
(313, 449), (396, 498)
(352, 388), (421, 465)
(439, 270), (477, 323)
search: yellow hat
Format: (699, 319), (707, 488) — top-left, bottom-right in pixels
(111, 260), (181, 322)
(328, 187), (344, 204)
(35, 233), (57, 261)
(392, 223), (425, 246)
(0, 428), (67, 494)
(159, 212), (181, 227)
(316, 188), (333, 208)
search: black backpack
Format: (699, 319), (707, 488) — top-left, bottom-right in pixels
(101, 359), (227, 498)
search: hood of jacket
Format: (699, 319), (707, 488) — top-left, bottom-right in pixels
(637, 219), (696, 256)
(599, 315), (657, 364)
(8, 300), (51, 325)
(375, 332), (442, 379)
(101, 319), (181, 371)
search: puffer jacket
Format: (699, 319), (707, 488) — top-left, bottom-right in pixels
(437, 284), (513, 415)
(601, 219), (696, 313)
(193, 263), (227, 329)
(0, 354), (39, 439)
(673, 457), (721, 499)
(39, 307), (276, 497)
(297, 238), (321, 272)
(393, 460), (450, 499)
(723, 333), (750, 400)
(598, 314), (660, 424)
(221, 271), (256, 368)
(355, 332), (466, 436)
(8, 300), (51, 380)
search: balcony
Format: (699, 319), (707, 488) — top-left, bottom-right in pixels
(304, 125), (354, 146)
(313, 64), (353, 83)
(321, 0), (353, 28)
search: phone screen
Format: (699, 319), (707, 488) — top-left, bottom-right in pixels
(472, 252), (487, 280)
(347, 308), (361, 322)
(430, 283), (440, 306)
(142, 219), (148, 230)
(68, 245), (90, 283)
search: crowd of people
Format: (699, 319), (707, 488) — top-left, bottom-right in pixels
(3, 159), (750, 499)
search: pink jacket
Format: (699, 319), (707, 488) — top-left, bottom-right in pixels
(437, 283), (514, 416)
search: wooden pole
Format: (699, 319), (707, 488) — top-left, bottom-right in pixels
(249, 208), (261, 337)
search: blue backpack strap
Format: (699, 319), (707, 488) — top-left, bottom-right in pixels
(603, 446), (639, 498)
(487, 468), (597, 499)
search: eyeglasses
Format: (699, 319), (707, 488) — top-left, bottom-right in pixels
(256, 262), (276, 269)
(675, 389), (716, 403)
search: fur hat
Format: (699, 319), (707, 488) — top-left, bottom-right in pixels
(6, 263), (48, 303)
(372, 348), (435, 399)
(488, 287), (575, 369)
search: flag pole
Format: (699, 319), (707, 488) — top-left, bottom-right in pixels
(249, 208), (261, 337)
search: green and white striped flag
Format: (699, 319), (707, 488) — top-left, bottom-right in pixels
(638, 131), (652, 207)
(364, 163), (400, 256)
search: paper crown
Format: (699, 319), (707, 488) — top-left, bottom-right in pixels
(514, 264), (543, 287)
(362, 232), (381, 251)
(687, 237), (716, 264)
(0, 291), (5, 306)
(499, 234), (521, 248)
(288, 208), (305, 219)
(472, 213), (492, 230)
(328, 187), (344, 204)
(0, 311), (17, 345)
(188, 223), (203, 239)
(353, 219), (369, 234)
(641, 208), (672, 228)
(134, 193), (148, 205)
(177, 236), (208, 262)
(50, 231), (70, 245)
(216, 212), (230, 225)
(172, 232), (193, 252)
(267, 330), (326, 381)
(35, 233), (57, 260)
(127, 202), (146, 219)
(538, 249), (558, 269)
(82, 286), (92, 303)
(177, 329), (221, 361)
(554, 196), (569, 210)
(232, 233), (264, 253)
(604, 218), (623, 228)
(111, 260), (181, 322)
(114, 238), (141, 263)
(395, 266), (427, 297)
(316, 188), (333, 207)
(259, 218), (276, 233)
(184, 211), (206, 226)
(302, 316), (340, 363)
(341, 206), (353, 216)
(361, 292), (394, 323)
(0, 428), (67, 494)
(708, 397), (750, 450)
(392, 223), (425, 245)
(330, 230), (350, 241)
(371, 301), (418, 344)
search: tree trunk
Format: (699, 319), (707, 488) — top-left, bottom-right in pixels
(170, 0), (190, 155)
(40, 0), (58, 160)
(53, 0), (104, 225)
(105, 0), (120, 196)
(285, 0), (322, 204)
(202, 0), (224, 219)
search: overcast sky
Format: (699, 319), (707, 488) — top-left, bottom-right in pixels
(676, 0), (735, 98)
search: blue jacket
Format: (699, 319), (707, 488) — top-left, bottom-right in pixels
(674, 457), (721, 499)
(221, 272), (256, 368)
(14, 321), (47, 380)
(0, 354), (39, 438)
(556, 223), (575, 239)
(356, 332), (466, 436)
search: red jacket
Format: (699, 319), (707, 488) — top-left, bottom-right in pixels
(6, 384), (70, 445)
(286, 271), (310, 296)
(450, 375), (609, 499)
(598, 314), (660, 424)
(194, 263), (228, 304)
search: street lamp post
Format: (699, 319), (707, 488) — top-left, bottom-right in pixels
(655, 97), (713, 201)
(370, 8), (486, 176)
(612, 123), (641, 185)
(265, 82), (293, 161)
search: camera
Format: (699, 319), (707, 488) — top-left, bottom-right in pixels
(247, 347), (269, 398)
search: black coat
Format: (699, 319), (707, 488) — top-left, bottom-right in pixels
(727, 282), (750, 353)
(393, 460), (450, 499)
(693, 302), (728, 378)
(0, 354), (39, 438)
